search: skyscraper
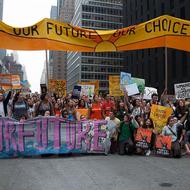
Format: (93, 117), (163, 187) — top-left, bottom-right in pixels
(49, 0), (75, 81)
(0, 0), (6, 61)
(67, 0), (124, 93)
(0, 0), (3, 20)
(123, 0), (190, 94)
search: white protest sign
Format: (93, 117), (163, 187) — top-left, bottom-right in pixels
(125, 83), (139, 96)
(143, 87), (158, 100)
(174, 82), (190, 99)
(80, 85), (95, 99)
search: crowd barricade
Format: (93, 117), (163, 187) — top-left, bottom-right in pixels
(0, 117), (110, 158)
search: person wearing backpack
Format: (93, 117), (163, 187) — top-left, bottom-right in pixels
(118, 114), (138, 155)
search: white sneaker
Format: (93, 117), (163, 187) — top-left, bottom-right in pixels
(145, 149), (151, 156)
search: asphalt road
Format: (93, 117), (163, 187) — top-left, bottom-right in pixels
(0, 154), (189, 190)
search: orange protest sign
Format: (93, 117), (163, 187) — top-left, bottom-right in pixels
(155, 135), (172, 156)
(11, 75), (21, 89)
(49, 79), (67, 97)
(135, 128), (153, 149)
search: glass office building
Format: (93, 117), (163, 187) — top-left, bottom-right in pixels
(67, 0), (124, 93)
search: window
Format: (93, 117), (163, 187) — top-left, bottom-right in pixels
(180, 7), (185, 19)
(182, 52), (187, 76)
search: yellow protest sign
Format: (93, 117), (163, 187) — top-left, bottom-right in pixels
(109, 76), (124, 97)
(150, 105), (173, 132)
(0, 15), (190, 52)
(49, 79), (67, 97)
(78, 80), (99, 95)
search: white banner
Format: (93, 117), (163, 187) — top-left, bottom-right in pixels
(174, 82), (190, 99)
(80, 85), (95, 99)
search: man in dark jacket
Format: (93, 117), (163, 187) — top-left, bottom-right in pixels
(0, 91), (12, 117)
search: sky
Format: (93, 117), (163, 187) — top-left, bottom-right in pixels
(3, 0), (57, 92)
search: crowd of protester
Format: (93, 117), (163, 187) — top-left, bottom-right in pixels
(0, 89), (190, 158)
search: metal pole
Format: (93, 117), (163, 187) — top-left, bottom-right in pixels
(165, 47), (168, 90)
(45, 50), (49, 90)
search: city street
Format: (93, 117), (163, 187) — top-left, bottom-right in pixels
(0, 154), (189, 190)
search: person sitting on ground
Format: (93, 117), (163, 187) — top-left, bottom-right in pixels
(118, 114), (139, 155)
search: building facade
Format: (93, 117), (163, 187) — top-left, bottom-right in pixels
(123, 0), (190, 94)
(0, 0), (6, 61)
(67, 0), (124, 93)
(49, 0), (75, 81)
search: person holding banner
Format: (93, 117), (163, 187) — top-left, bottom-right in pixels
(0, 91), (12, 117)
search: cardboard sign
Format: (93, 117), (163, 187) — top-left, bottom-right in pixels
(150, 105), (173, 131)
(78, 81), (99, 95)
(155, 135), (172, 156)
(135, 128), (153, 149)
(143, 87), (157, 100)
(120, 72), (132, 90)
(49, 79), (67, 97)
(174, 82), (190, 99)
(80, 85), (95, 99)
(125, 83), (139, 96)
(72, 85), (81, 99)
(132, 77), (145, 93)
(109, 76), (124, 97)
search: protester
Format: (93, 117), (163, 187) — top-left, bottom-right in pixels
(105, 111), (120, 154)
(162, 113), (187, 158)
(0, 91), (12, 117)
(118, 114), (138, 155)
(34, 93), (54, 116)
(11, 92), (29, 121)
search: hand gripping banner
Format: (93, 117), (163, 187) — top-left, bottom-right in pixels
(0, 15), (190, 52)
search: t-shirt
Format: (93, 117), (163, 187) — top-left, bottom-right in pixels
(119, 121), (135, 142)
(90, 103), (102, 120)
(13, 101), (28, 120)
(105, 117), (120, 138)
(102, 101), (115, 117)
(0, 102), (5, 117)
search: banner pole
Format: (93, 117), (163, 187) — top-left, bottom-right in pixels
(45, 50), (49, 91)
(165, 47), (168, 90)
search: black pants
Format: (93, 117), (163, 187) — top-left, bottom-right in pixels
(119, 138), (134, 155)
(171, 141), (181, 158)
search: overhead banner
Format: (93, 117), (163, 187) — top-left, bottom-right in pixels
(174, 82), (190, 99)
(1, 15), (190, 52)
(49, 79), (66, 97)
(0, 117), (110, 158)
(109, 75), (124, 97)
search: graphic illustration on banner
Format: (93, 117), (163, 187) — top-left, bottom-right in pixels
(49, 80), (66, 97)
(174, 82), (190, 99)
(155, 135), (172, 156)
(135, 128), (152, 149)
(1, 15), (190, 53)
(0, 117), (110, 158)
